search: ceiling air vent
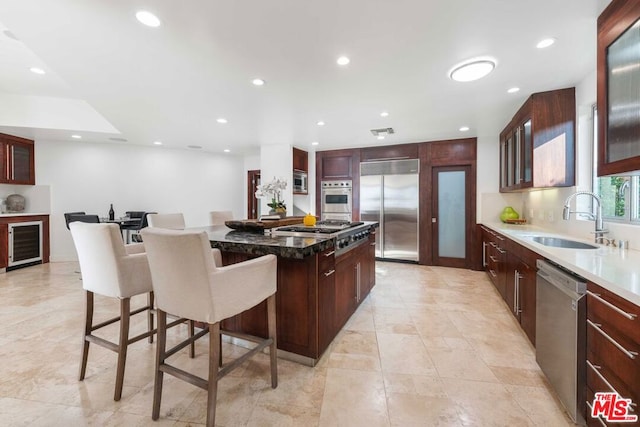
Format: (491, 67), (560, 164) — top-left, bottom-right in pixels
(370, 127), (394, 137)
(109, 137), (128, 142)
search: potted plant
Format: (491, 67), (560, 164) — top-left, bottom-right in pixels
(255, 177), (288, 217)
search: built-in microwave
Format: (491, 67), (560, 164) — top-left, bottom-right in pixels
(293, 170), (308, 193)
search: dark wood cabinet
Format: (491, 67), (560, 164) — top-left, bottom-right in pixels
(293, 147), (308, 172)
(481, 225), (539, 346)
(0, 133), (35, 185)
(360, 143), (418, 162)
(585, 282), (640, 424)
(596, 0), (640, 176)
(499, 88), (575, 192)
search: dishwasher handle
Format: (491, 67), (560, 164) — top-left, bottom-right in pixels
(536, 261), (586, 300)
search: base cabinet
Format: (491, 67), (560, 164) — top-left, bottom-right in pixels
(220, 240), (375, 362)
(0, 215), (49, 271)
(585, 282), (640, 425)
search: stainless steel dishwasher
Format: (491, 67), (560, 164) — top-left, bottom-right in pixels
(536, 259), (587, 425)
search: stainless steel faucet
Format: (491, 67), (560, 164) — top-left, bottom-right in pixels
(562, 191), (607, 243)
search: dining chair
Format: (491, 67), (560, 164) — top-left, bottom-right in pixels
(121, 211), (156, 243)
(66, 214), (100, 227)
(209, 211), (233, 226)
(147, 213), (185, 230)
(141, 227), (278, 427)
(69, 222), (159, 401)
(64, 211), (86, 230)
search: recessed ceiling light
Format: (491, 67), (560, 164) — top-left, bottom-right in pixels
(252, 78), (265, 86)
(153, 141), (163, 145)
(29, 67), (45, 75)
(377, 135), (385, 140)
(187, 145), (202, 150)
(223, 149), (231, 153)
(71, 134), (82, 139)
(216, 118), (228, 124)
(317, 121), (325, 126)
(449, 59), (496, 82)
(459, 126), (470, 132)
(380, 111), (389, 117)
(311, 141), (319, 146)
(507, 87), (520, 94)
(536, 38), (556, 49)
(337, 56), (350, 66)
(136, 10), (161, 27)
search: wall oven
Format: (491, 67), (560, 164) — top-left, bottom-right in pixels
(321, 180), (352, 221)
(8, 220), (43, 268)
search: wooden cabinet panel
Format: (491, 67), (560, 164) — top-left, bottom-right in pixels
(360, 143), (418, 162)
(518, 259), (536, 345)
(0, 133), (35, 185)
(321, 154), (353, 179)
(429, 138), (477, 165)
(293, 147), (308, 172)
(334, 251), (358, 330)
(499, 88), (575, 192)
(597, 0), (640, 176)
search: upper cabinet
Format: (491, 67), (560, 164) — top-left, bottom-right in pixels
(597, 0), (640, 176)
(499, 87), (576, 192)
(0, 133), (35, 185)
(293, 147), (308, 172)
(317, 149), (359, 180)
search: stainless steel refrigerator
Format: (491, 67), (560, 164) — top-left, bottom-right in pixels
(360, 159), (419, 261)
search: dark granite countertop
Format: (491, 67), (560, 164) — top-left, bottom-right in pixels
(188, 225), (335, 259)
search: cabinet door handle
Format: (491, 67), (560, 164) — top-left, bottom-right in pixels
(489, 241), (497, 248)
(586, 359), (637, 409)
(587, 290), (637, 320)
(489, 255), (498, 263)
(496, 247), (506, 254)
(482, 242), (487, 267)
(585, 400), (608, 427)
(489, 269), (497, 278)
(587, 319), (638, 359)
(324, 251), (335, 257)
(323, 269), (335, 277)
(496, 235), (505, 241)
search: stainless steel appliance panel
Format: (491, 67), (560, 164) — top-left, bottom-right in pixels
(382, 174), (419, 261)
(360, 175), (382, 257)
(535, 260), (586, 425)
(321, 180), (352, 220)
(360, 159), (419, 261)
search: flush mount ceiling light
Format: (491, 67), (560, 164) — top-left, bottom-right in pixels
(459, 126), (470, 132)
(449, 59), (496, 82)
(252, 78), (265, 86)
(136, 10), (161, 27)
(71, 134), (82, 139)
(216, 118), (228, 124)
(371, 127), (394, 138)
(311, 141), (319, 146)
(536, 38), (556, 49)
(507, 87), (520, 94)
(317, 121), (325, 126)
(153, 141), (163, 145)
(336, 56), (350, 66)
(380, 111), (389, 117)
(29, 67), (45, 75)
(223, 149), (231, 153)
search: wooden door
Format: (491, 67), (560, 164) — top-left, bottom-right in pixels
(247, 170), (261, 219)
(432, 166), (473, 268)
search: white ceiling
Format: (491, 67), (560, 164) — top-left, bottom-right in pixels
(0, 0), (612, 155)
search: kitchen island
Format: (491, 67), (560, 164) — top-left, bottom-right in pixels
(189, 222), (378, 365)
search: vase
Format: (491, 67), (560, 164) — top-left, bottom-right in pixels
(500, 206), (520, 223)
(269, 208), (286, 218)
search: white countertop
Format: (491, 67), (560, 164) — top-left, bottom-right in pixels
(0, 212), (49, 217)
(483, 222), (640, 307)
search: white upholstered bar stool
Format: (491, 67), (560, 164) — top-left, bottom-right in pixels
(141, 228), (278, 427)
(69, 222), (155, 401)
(146, 213), (185, 230)
(209, 210), (233, 226)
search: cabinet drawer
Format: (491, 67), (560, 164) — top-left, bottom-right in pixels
(587, 323), (640, 404)
(318, 247), (336, 273)
(588, 283), (640, 345)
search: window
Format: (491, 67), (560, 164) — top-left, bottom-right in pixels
(592, 105), (639, 223)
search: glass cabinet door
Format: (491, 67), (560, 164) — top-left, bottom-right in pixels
(522, 120), (532, 183)
(506, 133), (515, 187)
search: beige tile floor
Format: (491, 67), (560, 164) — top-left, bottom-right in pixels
(0, 261), (575, 426)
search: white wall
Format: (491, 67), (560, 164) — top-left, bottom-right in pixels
(35, 139), (245, 261)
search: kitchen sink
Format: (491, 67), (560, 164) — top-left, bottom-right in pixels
(531, 236), (598, 250)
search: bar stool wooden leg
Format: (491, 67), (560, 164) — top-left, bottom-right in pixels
(207, 322), (221, 427)
(79, 290), (93, 381)
(267, 294), (278, 388)
(152, 310), (167, 421)
(114, 298), (131, 401)
(147, 291), (154, 344)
